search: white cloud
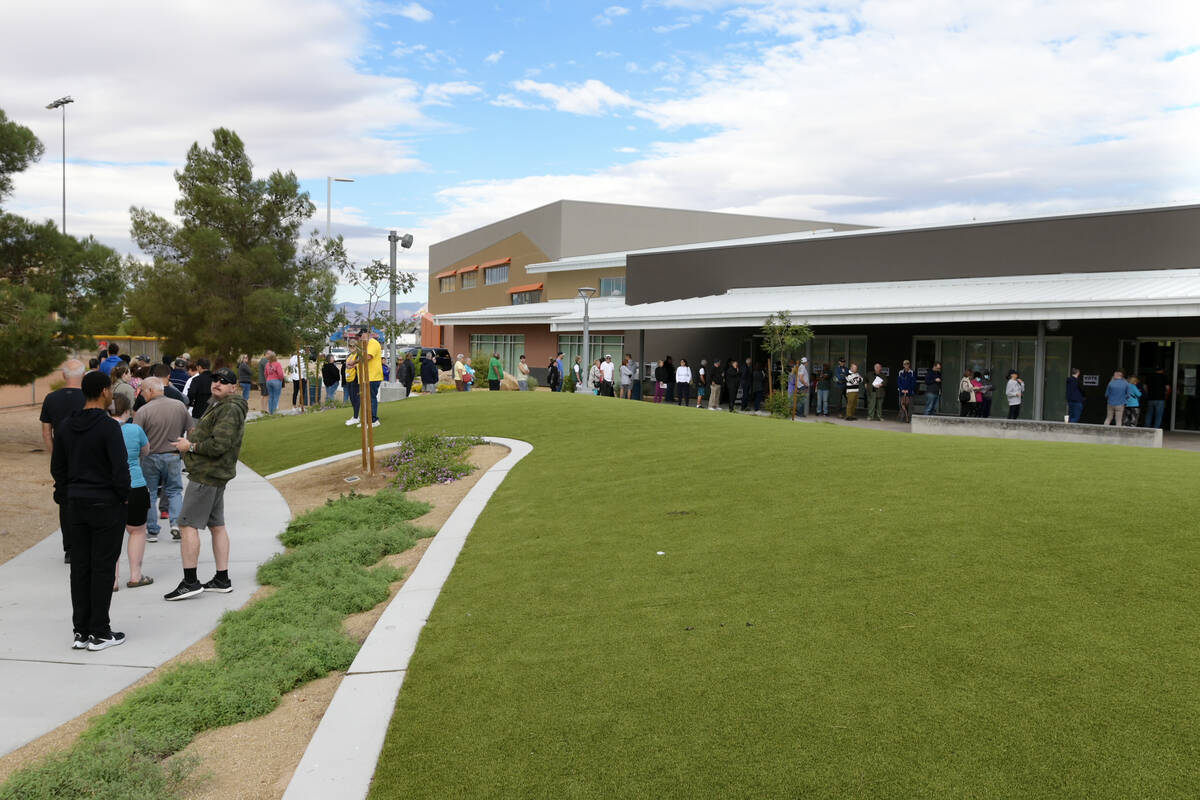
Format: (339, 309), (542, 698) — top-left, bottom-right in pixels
(596, 50), (621, 58)
(421, 82), (483, 106)
(653, 14), (702, 33)
(422, 0), (1200, 253)
(490, 93), (548, 111)
(593, 5), (630, 26)
(615, 146), (639, 153)
(510, 79), (640, 115)
(484, 50), (505, 65)
(395, 2), (433, 22)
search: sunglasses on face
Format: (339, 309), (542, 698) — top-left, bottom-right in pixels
(214, 376), (237, 385)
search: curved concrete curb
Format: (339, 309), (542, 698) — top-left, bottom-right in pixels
(281, 436), (533, 800)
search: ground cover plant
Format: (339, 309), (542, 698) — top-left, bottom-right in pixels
(381, 433), (484, 490)
(0, 490), (428, 800)
(236, 393), (1200, 799)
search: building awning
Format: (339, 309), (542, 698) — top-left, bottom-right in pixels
(479, 257), (511, 269)
(548, 269), (1200, 331)
(434, 268), (458, 279)
(434, 296), (625, 327)
(508, 282), (543, 294)
(458, 263), (480, 273)
(526, 251), (627, 273)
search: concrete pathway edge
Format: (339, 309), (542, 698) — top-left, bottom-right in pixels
(281, 436), (533, 800)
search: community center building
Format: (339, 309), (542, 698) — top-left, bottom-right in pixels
(427, 200), (1200, 429)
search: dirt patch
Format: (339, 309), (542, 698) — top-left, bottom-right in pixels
(0, 439), (510, 798)
(0, 407), (60, 566)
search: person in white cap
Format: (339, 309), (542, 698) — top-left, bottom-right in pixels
(600, 354), (615, 397)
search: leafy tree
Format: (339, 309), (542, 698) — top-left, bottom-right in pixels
(0, 109), (125, 386)
(338, 255), (418, 364)
(760, 310), (813, 415)
(127, 128), (337, 361)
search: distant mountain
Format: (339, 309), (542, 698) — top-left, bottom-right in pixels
(335, 301), (424, 322)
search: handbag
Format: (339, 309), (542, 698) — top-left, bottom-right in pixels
(958, 389), (970, 404)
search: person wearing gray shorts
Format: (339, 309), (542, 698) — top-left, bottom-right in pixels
(163, 367), (248, 601)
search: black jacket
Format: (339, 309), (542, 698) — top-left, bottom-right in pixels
(398, 359), (415, 385)
(322, 362), (341, 387)
(725, 365), (740, 386)
(188, 372), (213, 418)
(50, 408), (130, 505)
(740, 362), (753, 386)
(547, 364), (561, 387)
(420, 357), (439, 385)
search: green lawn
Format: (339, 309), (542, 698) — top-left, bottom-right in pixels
(241, 393), (1200, 799)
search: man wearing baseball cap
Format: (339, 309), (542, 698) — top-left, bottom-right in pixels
(163, 366), (248, 600)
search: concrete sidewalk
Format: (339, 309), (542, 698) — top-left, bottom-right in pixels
(0, 462), (289, 757)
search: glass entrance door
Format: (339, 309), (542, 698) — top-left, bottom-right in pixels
(1174, 341), (1200, 431)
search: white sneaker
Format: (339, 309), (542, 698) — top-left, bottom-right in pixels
(371, 420), (381, 428)
(345, 417), (359, 427)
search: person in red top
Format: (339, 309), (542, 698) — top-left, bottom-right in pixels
(263, 351), (285, 414)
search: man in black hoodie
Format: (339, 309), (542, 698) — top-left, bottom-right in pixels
(50, 370), (131, 652)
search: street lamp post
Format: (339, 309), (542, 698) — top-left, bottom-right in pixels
(45, 96), (74, 234)
(577, 286), (597, 393)
(387, 230), (414, 383)
(326, 176), (354, 238)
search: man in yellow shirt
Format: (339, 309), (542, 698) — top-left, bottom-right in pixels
(344, 327), (384, 428)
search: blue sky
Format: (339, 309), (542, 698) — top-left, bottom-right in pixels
(2, 1), (1198, 304)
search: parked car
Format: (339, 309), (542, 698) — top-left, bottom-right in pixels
(400, 347), (453, 372)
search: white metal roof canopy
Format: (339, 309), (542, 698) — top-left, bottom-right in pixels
(548, 269), (1200, 331)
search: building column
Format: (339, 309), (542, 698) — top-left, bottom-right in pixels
(636, 329), (646, 400)
(1034, 320), (1046, 419)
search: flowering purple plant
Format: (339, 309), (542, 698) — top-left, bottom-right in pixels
(381, 434), (484, 491)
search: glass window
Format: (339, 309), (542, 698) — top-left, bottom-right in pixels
(470, 334), (524, 374)
(484, 265), (509, 285)
(439, 276), (455, 293)
(511, 290), (541, 305)
(460, 271), (477, 289)
(558, 334), (624, 374)
(600, 277), (625, 296)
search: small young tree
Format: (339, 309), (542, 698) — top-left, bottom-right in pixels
(760, 311), (813, 416)
(338, 256), (418, 375)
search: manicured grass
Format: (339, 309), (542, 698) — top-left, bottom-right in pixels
(236, 393), (1200, 799)
(0, 490), (428, 800)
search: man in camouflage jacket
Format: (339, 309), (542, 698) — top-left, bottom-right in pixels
(163, 367), (249, 601)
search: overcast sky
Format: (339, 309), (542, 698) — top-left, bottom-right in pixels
(3, 0), (1197, 304)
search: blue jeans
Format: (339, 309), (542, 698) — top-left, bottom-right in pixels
(1067, 400), (1084, 423)
(1145, 399), (1165, 428)
(796, 391), (808, 416)
(817, 388), (829, 414)
(925, 392), (940, 414)
(141, 452), (183, 534)
(240, 382), (251, 401)
(266, 379), (283, 414)
(369, 380), (381, 422)
(347, 381), (360, 419)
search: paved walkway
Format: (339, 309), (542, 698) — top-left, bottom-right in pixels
(0, 462), (289, 757)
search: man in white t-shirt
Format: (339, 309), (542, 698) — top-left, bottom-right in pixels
(600, 354), (615, 397)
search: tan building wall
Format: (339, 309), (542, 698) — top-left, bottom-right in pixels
(429, 232), (549, 315)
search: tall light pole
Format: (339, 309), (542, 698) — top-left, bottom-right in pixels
(577, 286), (597, 393)
(388, 230), (414, 382)
(326, 176), (354, 238)
(45, 96), (74, 234)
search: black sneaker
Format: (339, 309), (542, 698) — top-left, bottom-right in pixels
(71, 632), (89, 650)
(163, 580), (204, 601)
(87, 632), (126, 651)
(170, 528), (181, 541)
(202, 576), (233, 593)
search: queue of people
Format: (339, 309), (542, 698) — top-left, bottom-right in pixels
(43, 355), (249, 653)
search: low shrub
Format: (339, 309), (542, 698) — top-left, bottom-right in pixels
(764, 389), (793, 418)
(380, 434), (485, 491)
